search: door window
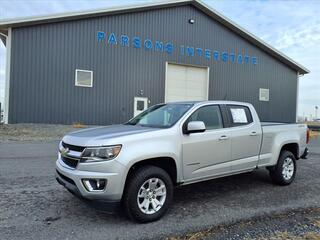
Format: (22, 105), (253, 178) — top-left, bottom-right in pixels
(188, 105), (223, 130)
(227, 105), (253, 127)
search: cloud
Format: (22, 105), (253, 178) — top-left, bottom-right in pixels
(209, 0), (320, 117)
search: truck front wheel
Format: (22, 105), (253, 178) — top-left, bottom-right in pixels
(123, 165), (173, 223)
(269, 150), (297, 185)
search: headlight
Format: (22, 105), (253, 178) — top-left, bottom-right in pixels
(80, 145), (122, 163)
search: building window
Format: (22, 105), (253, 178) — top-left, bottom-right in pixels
(75, 69), (93, 87)
(259, 88), (269, 101)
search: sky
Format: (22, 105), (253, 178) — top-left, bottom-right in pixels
(0, 0), (319, 119)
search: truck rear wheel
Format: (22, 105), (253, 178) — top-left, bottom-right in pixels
(123, 165), (173, 223)
(269, 150), (296, 185)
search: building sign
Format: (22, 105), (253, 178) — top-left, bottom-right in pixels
(96, 31), (258, 65)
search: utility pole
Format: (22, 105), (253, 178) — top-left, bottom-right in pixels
(316, 106), (319, 120)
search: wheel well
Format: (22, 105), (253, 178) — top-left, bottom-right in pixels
(281, 143), (299, 159)
(126, 157), (178, 185)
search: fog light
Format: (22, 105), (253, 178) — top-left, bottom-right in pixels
(82, 179), (106, 192)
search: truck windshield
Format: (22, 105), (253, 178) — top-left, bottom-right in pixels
(126, 103), (193, 128)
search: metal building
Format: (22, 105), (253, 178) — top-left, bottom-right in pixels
(0, 0), (309, 125)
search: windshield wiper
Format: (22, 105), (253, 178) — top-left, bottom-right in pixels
(124, 122), (136, 125)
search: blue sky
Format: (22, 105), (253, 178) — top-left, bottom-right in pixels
(0, 0), (319, 119)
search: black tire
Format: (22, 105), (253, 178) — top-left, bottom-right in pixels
(269, 150), (296, 186)
(123, 165), (173, 223)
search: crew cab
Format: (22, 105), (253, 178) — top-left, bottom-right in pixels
(55, 101), (309, 222)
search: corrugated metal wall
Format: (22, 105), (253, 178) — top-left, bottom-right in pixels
(9, 5), (298, 124)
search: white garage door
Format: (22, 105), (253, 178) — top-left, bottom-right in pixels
(165, 63), (209, 102)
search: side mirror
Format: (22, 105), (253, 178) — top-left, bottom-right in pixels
(187, 121), (206, 134)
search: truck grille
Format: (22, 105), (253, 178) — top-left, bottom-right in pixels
(60, 142), (85, 169)
(61, 156), (79, 168)
(62, 142), (85, 152)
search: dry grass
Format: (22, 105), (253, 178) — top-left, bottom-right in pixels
(167, 231), (320, 240)
(0, 124), (81, 142)
(314, 219), (320, 228)
(306, 121), (320, 127)
(251, 231), (320, 240)
(72, 122), (86, 128)
(166, 228), (213, 240)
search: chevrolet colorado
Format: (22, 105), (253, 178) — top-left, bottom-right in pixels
(56, 101), (309, 222)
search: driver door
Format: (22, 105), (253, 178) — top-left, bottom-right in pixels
(182, 105), (232, 181)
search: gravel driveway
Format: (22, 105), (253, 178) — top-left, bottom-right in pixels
(0, 125), (319, 240)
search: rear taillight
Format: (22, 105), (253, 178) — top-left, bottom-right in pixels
(306, 128), (310, 144)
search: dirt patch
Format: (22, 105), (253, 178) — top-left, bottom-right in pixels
(0, 124), (95, 142)
(167, 208), (320, 240)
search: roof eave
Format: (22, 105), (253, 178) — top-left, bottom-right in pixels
(191, 1), (310, 75)
(0, 0), (192, 29)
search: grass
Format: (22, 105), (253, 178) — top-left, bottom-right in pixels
(248, 231), (320, 240)
(72, 122), (86, 128)
(167, 231), (320, 240)
(314, 219), (320, 228)
(166, 208), (320, 240)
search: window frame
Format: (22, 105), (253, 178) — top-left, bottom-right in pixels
(225, 104), (253, 127)
(75, 69), (93, 88)
(182, 104), (225, 134)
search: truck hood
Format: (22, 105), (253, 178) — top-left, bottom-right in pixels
(63, 124), (159, 146)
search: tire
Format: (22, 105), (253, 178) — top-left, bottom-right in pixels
(269, 150), (296, 186)
(123, 165), (173, 223)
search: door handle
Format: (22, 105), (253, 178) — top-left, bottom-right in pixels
(250, 131), (257, 136)
(219, 135), (229, 140)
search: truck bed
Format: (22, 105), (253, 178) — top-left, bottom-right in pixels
(258, 122), (308, 167)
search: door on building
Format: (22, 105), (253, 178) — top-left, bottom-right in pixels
(133, 97), (148, 117)
(165, 63), (209, 102)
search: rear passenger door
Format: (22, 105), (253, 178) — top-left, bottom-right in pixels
(225, 105), (262, 171)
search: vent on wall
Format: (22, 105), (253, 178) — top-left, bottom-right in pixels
(259, 88), (270, 102)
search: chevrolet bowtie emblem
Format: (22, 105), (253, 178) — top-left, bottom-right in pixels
(61, 147), (70, 156)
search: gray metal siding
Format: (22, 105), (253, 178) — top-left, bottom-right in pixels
(9, 5), (298, 124)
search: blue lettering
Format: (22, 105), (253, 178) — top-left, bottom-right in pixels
(97, 31), (105, 42)
(252, 57), (257, 65)
(144, 39), (153, 50)
(221, 52), (228, 62)
(108, 33), (117, 45)
(229, 53), (235, 63)
(187, 47), (194, 57)
(213, 51), (219, 61)
(155, 41), (164, 52)
(96, 32), (257, 66)
(205, 49), (211, 59)
(132, 37), (141, 48)
(165, 43), (174, 54)
(244, 55), (250, 64)
(196, 48), (203, 57)
(121, 35), (129, 47)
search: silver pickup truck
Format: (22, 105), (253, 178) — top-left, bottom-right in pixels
(56, 101), (309, 222)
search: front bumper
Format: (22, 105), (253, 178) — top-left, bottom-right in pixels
(55, 158), (126, 212)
